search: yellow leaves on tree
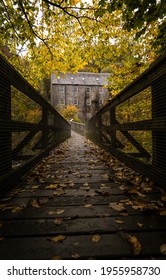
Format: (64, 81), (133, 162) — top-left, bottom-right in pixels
(59, 105), (80, 122)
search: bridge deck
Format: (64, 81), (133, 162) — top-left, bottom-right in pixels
(0, 131), (166, 260)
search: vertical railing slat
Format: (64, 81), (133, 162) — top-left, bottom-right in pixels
(0, 78), (12, 176)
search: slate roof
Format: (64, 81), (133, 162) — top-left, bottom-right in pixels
(51, 72), (110, 86)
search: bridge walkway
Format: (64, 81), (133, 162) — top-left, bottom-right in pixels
(0, 131), (166, 259)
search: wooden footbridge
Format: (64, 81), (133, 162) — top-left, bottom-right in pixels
(0, 54), (166, 259)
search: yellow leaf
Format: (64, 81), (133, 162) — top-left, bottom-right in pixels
(83, 204), (92, 208)
(32, 185), (39, 189)
(128, 235), (141, 255)
(137, 223), (143, 228)
(45, 184), (58, 189)
(160, 244), (166, 255)
(92, 234), (101, 243)
(115, 219), (125, 224)
(31, 199), (40, 208)
(51, 235), (66, 242)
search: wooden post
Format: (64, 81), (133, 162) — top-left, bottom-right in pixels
(110, 107), (116, 148)
(42, 108), (48, 149)
(152, 75), (166, 170)
(0, 79), (12, 177)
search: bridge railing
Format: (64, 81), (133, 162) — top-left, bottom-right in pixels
(86, 54), (166, 188)
(0, 54), (71, 195)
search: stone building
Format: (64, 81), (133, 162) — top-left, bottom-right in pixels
(51, 72), (110, 122)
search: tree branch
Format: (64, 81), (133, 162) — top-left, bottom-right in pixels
(18, 0), (53, 58)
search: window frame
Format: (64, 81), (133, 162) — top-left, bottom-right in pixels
(86, 99), (91, 106)
(86, 86), (91, 94)
(99, 87), (103, 94)
(59, 85), (65, 94)
(60, 98), (65, 105)
(73, 99), (78, 105)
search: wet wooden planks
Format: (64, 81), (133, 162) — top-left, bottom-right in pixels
(0, 131), (166, 260)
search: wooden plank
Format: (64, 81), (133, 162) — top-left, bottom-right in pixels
(0, 231), (165, 260)
(0, 204), (140, 220)
(1, 215), (166, 237)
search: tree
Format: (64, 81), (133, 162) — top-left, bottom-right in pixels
(58, 105), (80, 122)
(97, 0), (166, 53)
(0, 0), (161, 95)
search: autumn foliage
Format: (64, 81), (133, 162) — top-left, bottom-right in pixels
(59, 105), (80, 122)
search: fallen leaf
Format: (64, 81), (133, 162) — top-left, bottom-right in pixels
(31, 185), (39, 189)
(53, 190), (65, 196)
(84, 193), (95, 197)
(115, 219), (125, 224)
(120, 211), (129, 216)
(131, 205), (143, 210)
(102, 174), (109, 180)
(160, 210), (166, 216)
(137, 223), (143, 228)
(73, 242), (80, 247)
(54, 218), (63, 225)
(109, 202), (126, 212)
(0, 221), (3, 227)
(37, 219), (45, 224)
(161, 194), (166, 202)
(71, 253), (80, 259)
(47, 209), (65, 215)
(83, 182), (89, 187)
(92, 234), (101, 243)
(0, 237), (4, 241)
(31, 199), (40, 208)
(80, 186), (90, 190)
(83, 204), (92, 208)
(100, 183), (107, 188)
(86, 173), (92, 177)
(69, 183), (75, 187)
(51, 256), (62, 260)
(45, 184), (58, 189)
(59, 183), (67, 188)
(51, 235), (66, 242)
(160, 244), (166, 255)
(128, 235), (141, 255)
(12, 206), (24, 213)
